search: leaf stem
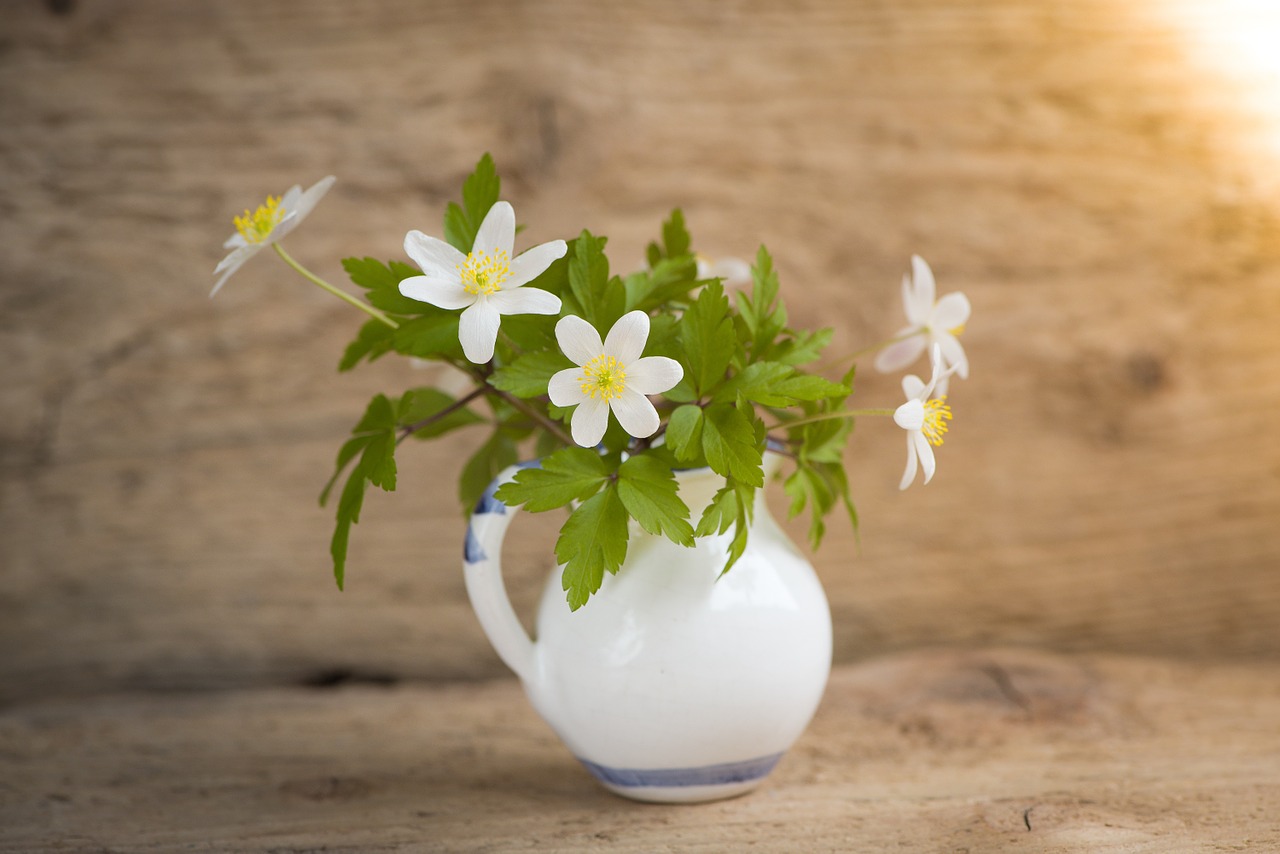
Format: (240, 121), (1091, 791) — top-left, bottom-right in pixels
(273, 243), (400, 329)
(488, 387), (574, 447)
(396, 387), (488, 445)
(766, 407), (896, 431)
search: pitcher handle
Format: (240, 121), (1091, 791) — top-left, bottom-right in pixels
(463, 462), (539, 683)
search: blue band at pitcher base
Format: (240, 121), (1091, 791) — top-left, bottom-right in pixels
(578, 752), (783, 788)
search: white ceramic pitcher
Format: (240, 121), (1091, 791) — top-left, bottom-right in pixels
(463, 452), (832, 803)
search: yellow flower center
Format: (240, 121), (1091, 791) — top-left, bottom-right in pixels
(233, 195), (285, 244)
(580, 355), (627, 401)
(459, 249), (511, 296)
(949, 323), (966, 336)
(921, 396), (952, 446)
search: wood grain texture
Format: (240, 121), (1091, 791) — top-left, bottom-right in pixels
(3, 0), (1280, 702)
(2, 650), (1277, 852)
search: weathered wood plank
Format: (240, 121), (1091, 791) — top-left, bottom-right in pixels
(1, 650), (1277, 852)
(3, 0), (1280, 702)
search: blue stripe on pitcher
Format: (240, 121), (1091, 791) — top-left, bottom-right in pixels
(577, 752), (783, 788)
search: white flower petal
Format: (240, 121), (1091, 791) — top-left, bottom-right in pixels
(908, 255), (936, 320)
(603, 311), (649, 364)
(548, 367), (585, 407)
(610, 390), (660, 439)
(279, 184), (303, 212)
(555, 315), (604, 365)
(223, 232), (248, 250)
(505, 240), (568, 289)
(458, 300), (502, 364)
(707, 257), (753, 289)
(902, 373), (928, 402)
(914, 431), (937, 484)
(894, 398), (925, 431)
(874, 332), (926, 374)
(487, 286), (561, 316)
(625, 356), (683, 396)
(898, 432), (919, 491)
(570, 395), (610, 447)
(474, 201), (515, 256)
(399, 276), (475, 310)
(210, 245), (260, 295)
(294, 175), (336, 220)
(405, 230), (467, 278)
(932, 291), (970, 331)
(934, 332), (969, 380)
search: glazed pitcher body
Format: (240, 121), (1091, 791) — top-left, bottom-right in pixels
(464, 454), (832, 803)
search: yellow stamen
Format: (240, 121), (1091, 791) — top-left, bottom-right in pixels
(579, 355), (627, 401)
(921, 396), (952, 446)
(948, 323), (966, 336)
(233, 195), (285, 244)
(458, 248), (512, 296)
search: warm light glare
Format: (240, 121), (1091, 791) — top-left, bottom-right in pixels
(1162, 0), (1280, 157)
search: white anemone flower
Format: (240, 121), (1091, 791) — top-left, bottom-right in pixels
(874, 255), (970, 394)
(894, 345), (959, 490)
(695, 254), (753, 290)
(212, 176), (336, 296)
(548, 311), (684, 448)
(399, 201), (566, 364)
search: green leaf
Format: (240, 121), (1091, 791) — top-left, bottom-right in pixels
(700, 403), (764, 487)
(662, 208), (691, 258)
(617, 455), (695, 547)
(495, 447), (611, 512)
(774, 373), (850, 402)
(714, 361), (794, 407)
(664, 404), (705, 462)
(555, 485), (630, 610)
(397, 388), (485, 440)
(330, 462), (368, 591)
(444, 152), (500, 252)
(680, 281), (736, 397)
(623, 255), (699, 313)
(489, 349), (574, 398)
(565, 231), (626, 330)
(341, 256), (424, 315)
(693, 479), (755, 576)
(319, 435), (370, 507)
(339, 318), (397, 372)
(772, 327), (833, 367)
(391, 313), (464, 361)
(458, 429), (518, 513)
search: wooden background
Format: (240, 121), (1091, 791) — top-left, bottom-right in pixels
(3, 0), (1280, 704)
(5, 0), (1280, 848)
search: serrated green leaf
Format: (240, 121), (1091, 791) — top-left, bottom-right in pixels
(700, 403), (764, 487)
(319, 435), (370, 507)
(617, 455), (695, 547)
(391, 313), (463, 361)
(774, 374), (849, 402)
(662, 208), (691, 258)
(360, 430), (397, 491)
(714, 361), (794, 407)
(681, 281), (735, 397)
(495, 447), (611, 512)
(489, 349), (574, 398)
(341, 256), (424, 315)
(772, 327), (833, 366)
(555, 485), (630, 610)
(444, 153), (500, 252)
(397, 388), (485, 440)
(695, 483), (738, 537)
(353, 393), (397, 435)
(665, 404), (704, 462)
(330, 462), (368, 591)
(339, 318), (397, 372)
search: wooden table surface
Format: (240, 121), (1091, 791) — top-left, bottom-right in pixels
(4, 648), (1277, 852)
(4, 0), (1280, 849)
